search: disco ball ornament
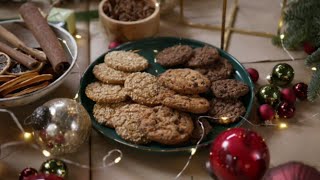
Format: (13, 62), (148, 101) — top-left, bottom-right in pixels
(209, 128), (270, 180)
(40, 159), (67, 178)
(270, 63), (294, 87)
(31, 98), (91, 156)
(257, 85), (281, 107)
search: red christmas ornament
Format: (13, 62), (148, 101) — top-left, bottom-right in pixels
(293, 83), (308, 100)
(258, 104), (275, 122)
(277, 102), (295, 119)
(280, 88), (296, 104)
(25, 174), (64, 180)
(303, 42), (316, 55)
(246, 68), (259, 83)
(19, 168), (38, 180)
(209, 128), (270, 180)
(263, 161), (320, 180)
(108, 41), (121, 49)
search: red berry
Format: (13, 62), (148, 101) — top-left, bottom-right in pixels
(293, 83), (308, 100)
(258, 104), (275, 121)
(277, 102), (295, 119)
(108, 41), (121, 49)
(303, 42), (316, 55)
(280, 88), (296, 104)
(246, 68), (259, 83)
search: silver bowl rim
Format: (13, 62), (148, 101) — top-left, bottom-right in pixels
(0, 19), (78, 103)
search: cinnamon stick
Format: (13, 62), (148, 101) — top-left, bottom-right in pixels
(0, 25), (47, 62)
(0, 42), (40, 69)
(19, 3), (70, 74)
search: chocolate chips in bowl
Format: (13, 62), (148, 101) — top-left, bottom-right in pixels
(99, 0), (160, 41)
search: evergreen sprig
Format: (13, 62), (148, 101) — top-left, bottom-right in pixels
(308, 66), (320, 101)
(305, 48), (320, 67)
(275, 0), (320, 101)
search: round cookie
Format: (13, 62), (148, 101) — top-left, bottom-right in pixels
(159, 68), (210, 94)
(85, 82), (127, 103)
(155, 45), (193, 67)
(186, 45), (219, 67)
(190, 118), (212, 144)
(140, 106), (194, 145)
(93, 63), (130, 84)
(124, 72), (174, 106)
(93, 102), (126, 128)
(209, 98), (246, 124)
(114, 104), (152, 144)
(195, 58), (233, 82)
(211, 79), (249, 99)
(162, 94), (210, 114)
(104, 51), (149, 72)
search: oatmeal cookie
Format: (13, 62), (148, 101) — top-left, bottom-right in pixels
(155, 45), (193, 67)
(209, 98), (246, 124)
(93, 102), (126, 128)
(159, 69), (210, 94)
(104, 51), (148, 72)
(140, 106), (194, 145)
(114, 104), (152, 144)
(93, 63), (130, 84)
(211, 79), (249, 99)
(124, 72), (174, 106)
(85, 82), (127, 103)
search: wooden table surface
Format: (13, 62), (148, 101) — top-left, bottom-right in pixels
(1, 0), (319, 180)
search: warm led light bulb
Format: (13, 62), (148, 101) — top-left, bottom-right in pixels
(42, 150), (51, 157)
(23, 132), (32, 140)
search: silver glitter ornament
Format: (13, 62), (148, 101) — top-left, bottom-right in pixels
(32, 98), (91, 156)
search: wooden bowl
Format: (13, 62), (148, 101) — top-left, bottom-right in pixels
(98, 0), (160, 42)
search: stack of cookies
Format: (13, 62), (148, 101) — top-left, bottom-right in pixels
(85, 46), (249, 146)
(156, 45), (249, 125)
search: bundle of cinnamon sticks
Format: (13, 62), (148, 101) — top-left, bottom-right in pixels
(0, 2), (71, 98)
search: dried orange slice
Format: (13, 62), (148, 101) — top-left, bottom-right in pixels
(0, 52), (11, 75)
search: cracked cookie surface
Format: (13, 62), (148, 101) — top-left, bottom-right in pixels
(140, 106), (194, 145)
(85, 82), (127, 103)
(93, 63), (130, 84)
(104, 51), (148, 72)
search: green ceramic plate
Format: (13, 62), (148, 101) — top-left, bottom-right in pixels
(79, 37), (254, 152)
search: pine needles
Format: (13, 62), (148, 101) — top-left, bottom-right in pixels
(275, 0), (320, 101)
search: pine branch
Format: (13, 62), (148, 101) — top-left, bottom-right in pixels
(308, 66), (320, 101)
(305, 48), (320, 66)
